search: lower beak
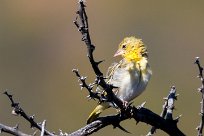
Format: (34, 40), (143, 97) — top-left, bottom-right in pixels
(114, 49), (124, 57)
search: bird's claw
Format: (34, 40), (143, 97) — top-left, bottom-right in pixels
(122, 101), (129, 109)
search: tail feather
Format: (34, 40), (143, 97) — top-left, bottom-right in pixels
(87, 103), (109, 124)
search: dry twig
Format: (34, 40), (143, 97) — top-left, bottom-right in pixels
(3, 91), (55, 136)
(0, 123), (30, 136)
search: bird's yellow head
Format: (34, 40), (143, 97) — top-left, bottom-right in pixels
(114, 36), (148, 62)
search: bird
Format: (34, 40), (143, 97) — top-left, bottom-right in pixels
(87, 36), (152, 124)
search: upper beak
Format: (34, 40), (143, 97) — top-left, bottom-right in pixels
(114, 49), (124, 57)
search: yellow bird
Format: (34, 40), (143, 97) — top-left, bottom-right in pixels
(87, 36), (152, 124)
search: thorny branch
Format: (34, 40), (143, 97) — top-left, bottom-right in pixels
(195, 57), (204, 136)
(69, 103), (183, 136)
(3, 91), (55, 136)
(0, 123), (30, 136)
(74, 0), (185, 135)
(74, 0), (124, 109)
(147, 86), (180, 135)
(72, 69), (102, 101)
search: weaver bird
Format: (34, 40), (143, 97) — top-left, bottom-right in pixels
(87, 36), (152, 124)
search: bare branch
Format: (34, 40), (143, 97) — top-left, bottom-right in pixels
(147, 86), (178, 135)
(3, 91), (55, 136)
(69, 106), (185, 136)
(165, 86), (177, 120)
(74, 0), (125, 110)
(72, 69), (101, 101)
(0, 123), (30, 136)
(195, 57), (204, 136)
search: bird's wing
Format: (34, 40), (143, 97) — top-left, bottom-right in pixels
(96, 59), (128, 96)
(106, 59), (129, 94)
(95, 61), (119, 93)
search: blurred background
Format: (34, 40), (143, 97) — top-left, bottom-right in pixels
(0, 0), (204, 135)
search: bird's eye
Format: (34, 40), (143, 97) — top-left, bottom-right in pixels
(122, 45), (126, 49)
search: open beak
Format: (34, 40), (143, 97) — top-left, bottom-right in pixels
(114, 49), (124, 57)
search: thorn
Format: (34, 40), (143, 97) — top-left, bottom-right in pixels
(13, 124), (19, 130)
(87, 94), (96, 101)
(73, 21), (79, 28)
(76, 10), (80, 14)
(174, 95), (178, 100)
(171, 86), (176, 89)
(198, 87), (203, 92)
(198, 88), (202, 92)
(3, 91), (8, 95)
(175, 114), (182, 122)
(81, 35), (86, 41)
(112, 102), (118, 108)
(136, 102), (145, 109)
(195, 57), (200, 64)
(72, 69), (78, 73)
(38, 122), (42, 126)
(197, 75), (201, 78)
(140, 101), (146, 107)
(12, 109), (18, 116)
(88, 84), (94, 90)
(94, 78), (98, 83)
(163, 97), (168, 100)
(146, 132), (152, 136)
(95, 60), (104, 66)
(199, 112), (204, 116)
(87, 95), (91, 100)
(116, 124), (131, 133)
(30, 115), (35, 120)
(80, 76), (87, 81)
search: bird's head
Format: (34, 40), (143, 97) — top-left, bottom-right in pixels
(114, 36), (148, 62)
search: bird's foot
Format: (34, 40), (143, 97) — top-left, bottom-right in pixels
(122, 100), (129, 109)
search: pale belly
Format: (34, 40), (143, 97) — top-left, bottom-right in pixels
(113, 69), (151, 102)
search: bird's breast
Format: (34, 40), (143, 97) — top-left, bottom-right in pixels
(113, 65), (151, 102)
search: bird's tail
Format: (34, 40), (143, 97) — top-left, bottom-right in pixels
(87, 103), (109, 124)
